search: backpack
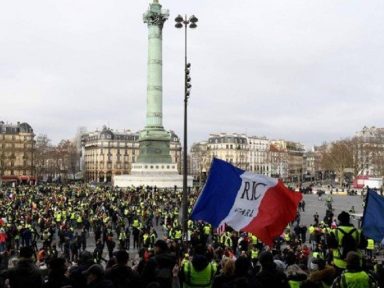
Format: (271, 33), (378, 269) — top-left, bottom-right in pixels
(337, 227), (358, 259)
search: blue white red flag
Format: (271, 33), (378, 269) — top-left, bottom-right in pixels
(191, 158), (302, 246)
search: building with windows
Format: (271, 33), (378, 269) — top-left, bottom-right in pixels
(82, 127), (181, 182)
(269, 143), (288, 179)
(280, 140), (305, 182)
(190, 133), (306, 183)
(354, 126), (384, 176)
(303, 150), (316, 181)
(0, 121), (35, 183)
(190, 141), (208, 182)
(248, 136), (271, 175)
(207, 133), (249, 170)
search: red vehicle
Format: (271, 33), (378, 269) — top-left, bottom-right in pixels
(0, 175), (36, 186)
(352, 175), (383, 189)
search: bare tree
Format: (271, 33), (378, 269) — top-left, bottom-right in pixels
(320, 139), (354, 187)
(56, 139), (79, 180)
(34, 134), (52, 181)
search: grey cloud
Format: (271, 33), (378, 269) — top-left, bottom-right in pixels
(0, 0), (383, 147)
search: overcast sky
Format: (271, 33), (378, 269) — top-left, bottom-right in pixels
(1, 0), (383, 148)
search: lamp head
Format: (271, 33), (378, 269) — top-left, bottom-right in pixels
(189, 15), (198, 23)
(189, 23), (197, 29)
(175, 23), (183, 29)
(175, 15), (184, 23)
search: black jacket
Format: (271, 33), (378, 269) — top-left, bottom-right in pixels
(0, 258), (43, 288)
(253, 267), (290, 288)
(141, 252), (176, 288)
(105, 264), (142, 288)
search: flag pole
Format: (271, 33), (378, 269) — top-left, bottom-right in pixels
(361, 189), (371, 230)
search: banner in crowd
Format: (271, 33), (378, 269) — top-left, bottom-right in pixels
(362, 189), (384, 242)
(191, 158), (302, 245)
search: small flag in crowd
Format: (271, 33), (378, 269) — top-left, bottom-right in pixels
(362, 190), (384, 242)
(191, 158), (302, 246)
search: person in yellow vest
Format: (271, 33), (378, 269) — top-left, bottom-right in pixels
(54, 212), (61, 224)
(250, 233), (258, 246)
(187, 219), (194, 230)
(331, 251), (378, 288)
(202, 223), (211, 244)
(249, 244), (259, 265)
(284, 229), (291, 244)
(181, 253), (190, 267)
(70, 212), (76, 225)
(181, 247), (217, 288)
(327, 211), (367, 272)
(118, 230), (127, 250)
(132, 218), (139, 229)
(312, 250), (324, 261)
(203, 224), (211, 236)
(76, 214), (82, 229)
(221, 231), (233, 248)
(168, 226), (174, 240)
(308, 224), (317, 250)
(173, 227), (182, 242)
(173, 218), (179, 228)
(149, 230), (157, 248)
(143, 231), (150, 248)
(286, 264), (307, 288)
(366, 238), (374, 259)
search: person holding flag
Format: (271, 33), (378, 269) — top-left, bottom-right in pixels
(191, 158), (302, 247)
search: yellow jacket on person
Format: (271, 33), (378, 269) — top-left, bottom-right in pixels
(183, 261), (216, 288)
(367, 239), (374, 250)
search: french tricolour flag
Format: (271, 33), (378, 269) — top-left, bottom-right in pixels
(191, 158), (302, 246)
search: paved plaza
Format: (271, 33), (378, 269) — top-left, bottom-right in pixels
(300, 194), (365, 228)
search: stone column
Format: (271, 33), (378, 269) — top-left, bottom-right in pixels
(143, 1), (169, 129)
(136, 1), (172, 165)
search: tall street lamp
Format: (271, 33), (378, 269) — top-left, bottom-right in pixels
(175, 14), (198, 238)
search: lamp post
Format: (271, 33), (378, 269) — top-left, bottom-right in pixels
(175, 14), (198, 238)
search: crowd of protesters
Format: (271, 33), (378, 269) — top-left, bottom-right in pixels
(0, 183), (383, 288)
